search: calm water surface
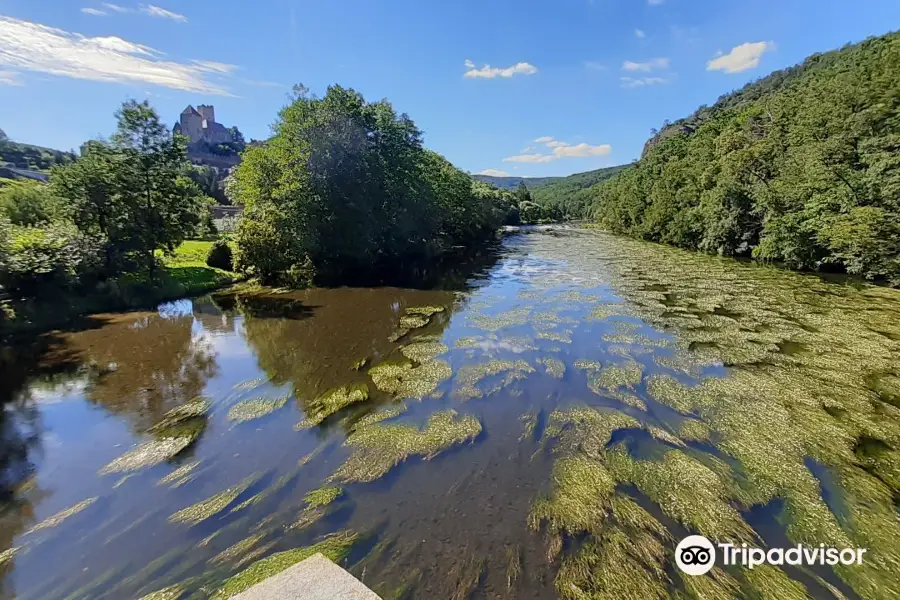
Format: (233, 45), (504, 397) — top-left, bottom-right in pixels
(2, 227), (900, 599)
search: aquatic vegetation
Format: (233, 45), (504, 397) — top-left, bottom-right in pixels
(148, 397), (211, 434)
(607, 446), (754, 541)
(296, 383), (369, 429)
(368, 359), (452, 400)
(230, 468), (301, 514)
(136, 585), (185, 600)
(573, 359), (602, 372)
(454, 336), (479, 348)
(226, 396), (289, 423)
(113, 473), (136, 489)
(644, 374), (702, 414)
(536, 329), (573, 344)
(519, 411), (538, 442)
(544, 407), (639, 458)
(399, 314), (429, 330)
(210, 533), (265, 566)
(678, 419), (712, 442)
(303, 486), (343, 508)
(26, 497), (97, 534)
(169, 473), (262, 525)
(452, 360), (534, 400)
(400, 341), (448, 363)
(332, 410), (482, 483)
(354, 404), (407, 429)
(468, 308), (531, 332)
(232, 377), (266, 391)
(351, 357), (369, 371)
(588, 361), (644, 392)
(529, 454), (615, 535)
(537, 357), (565, 379)
(447, 555), (486, 600)
(158, 460), (202, 487)
(606, 390), (647, 411)
(405, 305), (445, 317)
(212, 532), (358, 599)
(504, 545), (521, 589)
(0, 547), (19, 567)
(100, 432), (201, 475)
(740, 565), (810, 600)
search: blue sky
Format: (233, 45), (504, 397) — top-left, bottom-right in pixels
(1, 1), (898, 177)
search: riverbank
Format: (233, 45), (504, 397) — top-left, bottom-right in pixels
(0, 240), (243, 338)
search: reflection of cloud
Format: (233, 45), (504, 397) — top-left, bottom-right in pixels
(0, 16), (233, 94)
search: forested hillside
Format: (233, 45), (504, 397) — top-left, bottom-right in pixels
(586, 31), (900, 284)
(471, 174), (561, 190)
(530, 164), (628, 218)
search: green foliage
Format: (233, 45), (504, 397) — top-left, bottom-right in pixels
(0, 136), (76, 171)
(530, 165), (628, 219)
(232, 84), (507, 283)
(0, 220), (103, 295)
(588, 31), (900, 283)
(0, 180), (67, 226)
(206, 239), (233, 271)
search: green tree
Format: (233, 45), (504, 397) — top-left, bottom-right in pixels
(111, 100), (206, 279)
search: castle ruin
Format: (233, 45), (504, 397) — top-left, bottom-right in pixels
(173, 105), (235, 146)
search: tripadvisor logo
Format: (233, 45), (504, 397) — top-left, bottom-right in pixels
(675, 535), (868, 576)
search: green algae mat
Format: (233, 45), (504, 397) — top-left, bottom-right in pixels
(3, 227), (900, 599)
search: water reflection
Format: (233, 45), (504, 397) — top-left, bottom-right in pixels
(0, 227), (899, 599)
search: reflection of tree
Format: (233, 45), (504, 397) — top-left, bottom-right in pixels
(59, 311), (218, 432)
(238, 288), (456, 407)
(192, 296), (238, 335)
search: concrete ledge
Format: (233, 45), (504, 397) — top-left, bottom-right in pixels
(231, 553), (382, 600)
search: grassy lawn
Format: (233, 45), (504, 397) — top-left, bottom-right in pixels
(157, 239), (240, 295)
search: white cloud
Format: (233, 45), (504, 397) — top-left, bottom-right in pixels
(552, 143), (611, 157)
(583, 61), (607, 71)
(520, 146), (534, 153)
(140, 4), (187, 22)
(621, 76), (670, 88)
(464, 61), (538, 79)
(504, 138), (611, 162)
(635, 29), (646, 38)
(622, 57), (670, 72)
(707, 41), (774, 74)
(0, 16), (233, 94)
(102, 2), (131, 12)
(81, 8), (108, 16)
(191, 60), (238, 74)
(475, 169), (511, 177)
(0, 70), (23, 86)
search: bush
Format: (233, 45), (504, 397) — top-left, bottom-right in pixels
(205, 239), (233, 271)
(0, 220), (104, 295)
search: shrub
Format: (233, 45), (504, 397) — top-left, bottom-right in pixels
(0, 220), (104, 295)
(205, 239), (233, 271)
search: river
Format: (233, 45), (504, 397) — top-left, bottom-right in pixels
(1, 226), (899, 600)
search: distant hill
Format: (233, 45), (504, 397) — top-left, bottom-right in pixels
(471, 174), (561, 190)
(0, 136), (76, 173)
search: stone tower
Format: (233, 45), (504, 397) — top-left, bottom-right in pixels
(197, 105), (216, 126)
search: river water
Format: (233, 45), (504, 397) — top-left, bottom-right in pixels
(1, 227), (899, 600)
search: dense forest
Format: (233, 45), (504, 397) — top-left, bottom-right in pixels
(0, 130), (76, 173)
(578, 31), (900, 283)
(530, 164), (629, 219)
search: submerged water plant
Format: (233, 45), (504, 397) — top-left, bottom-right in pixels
(368, 359), (452, 400)
(100, 435), (199, 475)
(331, 410), (482, 483)
(452, 360), (534, 400)
(296, 383), (369, 429)
(168, 473), (262, 525)
(26, 497), (98, 534)
(227, 396), (289, 423)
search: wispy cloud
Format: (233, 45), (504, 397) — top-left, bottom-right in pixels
(622, 57), (669, 72)
(464, 60), (538, 79)
(140, 4), (187, 22)
(102, 2), (131, 13)
(0, 70), (23, 86)
(475, 169), (511, 177)
(241, 79), (287, 88)
(504, 137), (611, 162)
(0, 16), (233, 94)
(635, 29), (646, 39)
(620, 76), (670, 88)
(707, 41), (774, 73)
(81, 7), (108, 16)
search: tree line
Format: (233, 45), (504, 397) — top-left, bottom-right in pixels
(231, 84), (519, 283)
(574, 31), (900, 284)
